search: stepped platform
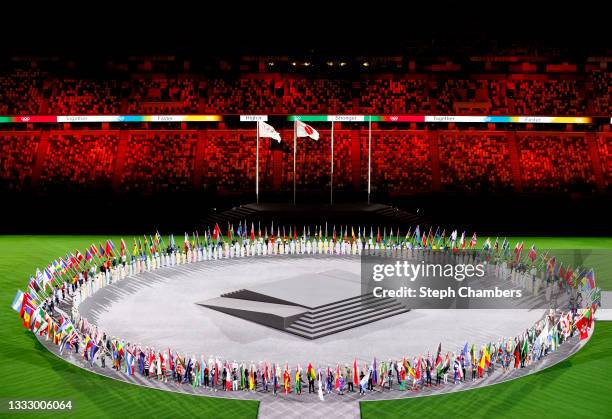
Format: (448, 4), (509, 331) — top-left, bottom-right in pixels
(198, 271), (409, 339)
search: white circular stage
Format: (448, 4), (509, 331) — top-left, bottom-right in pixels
(78, 255), (545, 366)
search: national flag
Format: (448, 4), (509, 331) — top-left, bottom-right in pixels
(236, 223), (243, 239)
(372, 357), (378, 384)
(258, 120), (282, 143)
(85, 249), (92, 261)
(414, 357), (421, 380)
(99, 243), (105, 257)
(22, 305), (34, 329)
(565, 266), (574, 288)
(250, 223), (255, 242)
(435, 343), (442, 373)
(586, 269), (596, 290)
(353, 358), (358, 385)
(483, 237), (492, 250)
(19, 292), (34, 318)
(295, 120), (319, 141)
(528, 245), (537, 262)
(460, 231), (466, 249)
(126, 350), (135, 375)
(514, 242), (524, 260)
(120, 239), (126, 256)
(575, 308), (592, 340)
(469, 232), (477, 248)
(11, 290), (25, 312)
(28, 277), (40, 294)
(213, 224), (221, 242)
(105, 240), (114, 256)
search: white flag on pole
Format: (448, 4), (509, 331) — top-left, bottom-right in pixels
(257, 121), (281, 143)
(295, 120), (319, 141)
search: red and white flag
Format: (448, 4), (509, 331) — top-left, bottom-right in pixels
(528, 245), (537, 261)
(257, 121), (281, 143)
(295, 120), (319, 141)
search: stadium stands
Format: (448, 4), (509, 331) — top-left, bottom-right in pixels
(46, 79), (122, 114)
(362, 131), (432, 195)
(1, 69), (610, 115)
(1, 130), (609, 197)
(438, 133), (514, 192)
(39, 133), (119, 192)
(517, 134), (596, 193)
(0, 132), (40, 190)
(120, 132), (197, 194)
(597, 134), (612, 191)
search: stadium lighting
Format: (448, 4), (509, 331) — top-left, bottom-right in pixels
(303, 62), (311, 67)
(291, 62), (297, 66)
(327, 61), (334, 66)
(362, 62), (370, 67)
(339, 62), (346, 66)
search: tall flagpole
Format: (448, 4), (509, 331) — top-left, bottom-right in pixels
(293, 120), (297, 205)
(368, 116), (372, 205)
(330, 120), (334, 205)
(256, 121), (260, 205)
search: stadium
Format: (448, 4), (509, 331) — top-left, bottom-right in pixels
(2, 7), (611, 419)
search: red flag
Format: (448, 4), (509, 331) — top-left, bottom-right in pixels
(528, 245), (537, 262)
(353, 358), (358, 385)
(105, 240), (113, 256)
(213, 223), (221, 241)
(415, 357), (421, 380)
(120, 239), (126, 256)
(575, 308), (592, 340)
(250, 223), (255, 242)
(469, 232), (477, 249)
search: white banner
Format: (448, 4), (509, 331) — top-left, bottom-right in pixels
(240, 115), (268, 122)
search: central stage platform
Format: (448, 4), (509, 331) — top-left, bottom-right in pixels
(81, 256), (546, 366)
(198, 270), (409, 339)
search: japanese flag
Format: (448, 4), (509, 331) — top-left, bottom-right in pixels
(295, 120), (319, 141)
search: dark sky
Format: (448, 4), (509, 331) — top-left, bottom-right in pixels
(2, 2), (608, 57)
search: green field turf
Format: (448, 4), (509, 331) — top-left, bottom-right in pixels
(361, 321), (612, 419)
(0, 235), (610, 418)
(0, 235), (259, 418)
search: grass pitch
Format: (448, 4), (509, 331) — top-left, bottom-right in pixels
(0, 235), (609, 418)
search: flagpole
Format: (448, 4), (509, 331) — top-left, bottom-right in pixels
(256, 121), (259, 205)
(330, 120), (334, 205)
(368, 116), (372, 205)
(293, 119), (297, 205)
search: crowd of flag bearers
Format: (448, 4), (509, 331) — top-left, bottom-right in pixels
(11, 222), (600, 400)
